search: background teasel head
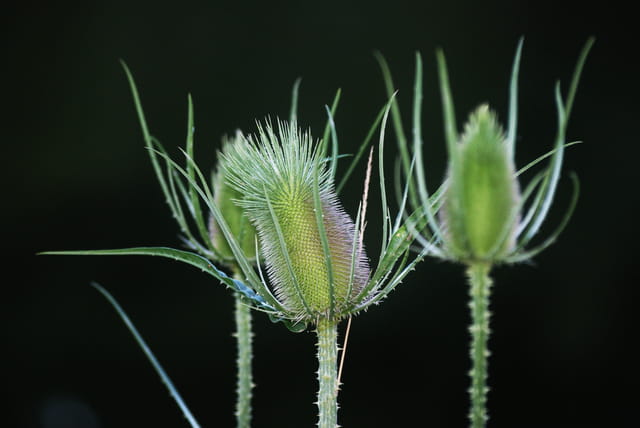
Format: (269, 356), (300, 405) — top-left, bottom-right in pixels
(208, 132), (258, 265)
(439, 104), (521, 263)
(380, 38), (594, 266)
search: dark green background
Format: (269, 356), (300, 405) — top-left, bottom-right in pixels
(6, 1), (637, 427)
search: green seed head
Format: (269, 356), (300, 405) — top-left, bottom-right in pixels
(209, 134), (258, 265)
(219, 121), (370, 320)
(441, 105), (521, 263)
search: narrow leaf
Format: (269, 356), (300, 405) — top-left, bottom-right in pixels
(289, 77), (302, 125)
(373, 51), (411, 189)
(90, 282), (200, 428)
(42, 247), (273, 312)
(507, 173), (580, 263)
(436, 49), (458, 158)
(507, 38), (524, 157)
(184, 94), (213, 251)
(336, 105), (386, 195)
(321, 89), (341, 163)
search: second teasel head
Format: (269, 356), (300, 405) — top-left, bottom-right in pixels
(398, 38), (593, 267)
(440, 104), (521, 264)
(208, 132), (258, 266)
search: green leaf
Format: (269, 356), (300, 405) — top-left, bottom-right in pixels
(121, 63), (181, 229)
(411, 51), (429, 218)
(89, 282), (201, 428)
(321, 88), (341, 169)
(373, 51), (411, 197)
(377, 92), (396, 262)
(564, 37), (595, 122)
(121, 63), (211, 258)
(324, 105), (339, 181)
(289, 77), (302, 125)
(336, 105), (385, 195)
(184, 94), (214, 251)
(520, 38), (593, 244)
(507, 173), (580, 263)
(516, 141), (582, 177)
(157, 146), (284, 313)
(358, 247), (428, 310)
(507, 38), (524, 157)
(436, 49), (459, 160)
(41, 247), (274, 313)
(358, 208), (426, 302)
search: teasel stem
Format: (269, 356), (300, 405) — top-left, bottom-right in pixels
(466, 262), (493, 428)
(316, 317), (339, 428)
(232, 269), (253, 428)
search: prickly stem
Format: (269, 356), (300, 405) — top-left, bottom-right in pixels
(316, 317), (339, 428)
(233, 270), (254, 428)
(466, 262), (492, 428)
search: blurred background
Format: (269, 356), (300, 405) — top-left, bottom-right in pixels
(5, 1), (637, 427)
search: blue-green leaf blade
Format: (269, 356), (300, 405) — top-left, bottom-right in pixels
(90, 282), (200, 428)
(42, 247), (272, 311)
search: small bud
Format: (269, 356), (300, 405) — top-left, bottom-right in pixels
(440, 105), (521, 263)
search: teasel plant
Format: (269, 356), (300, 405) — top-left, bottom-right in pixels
(203, 110), (429, 427)
(43, 62), (426, 427)
(377, 38), (594, 427)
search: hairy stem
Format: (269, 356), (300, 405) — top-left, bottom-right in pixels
(233, 271), (254, 428)
(316, 317), (339, 428)
(466, 262), (493, 428)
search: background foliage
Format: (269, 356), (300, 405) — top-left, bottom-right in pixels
(5, 1), (637, 427)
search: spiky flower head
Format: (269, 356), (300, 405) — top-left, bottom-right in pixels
(440, 104), (521, 263)
(208, 132), (257, 265)
(391, 38), (593, 266)
(219, 120), (370, 320)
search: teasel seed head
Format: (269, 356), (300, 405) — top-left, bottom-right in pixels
(219, 120), (370, 321)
